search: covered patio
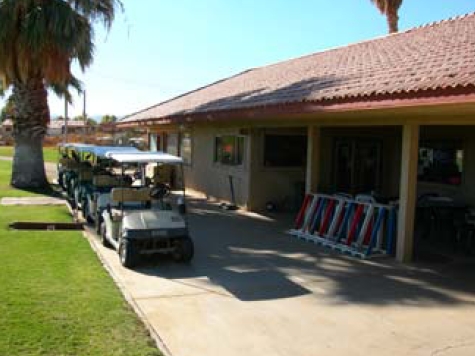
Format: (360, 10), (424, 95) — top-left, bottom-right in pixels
(300, 104), (475, 262)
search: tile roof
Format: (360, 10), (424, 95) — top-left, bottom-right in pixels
(2, 119), (88, 128)
(122, 13), (475, 123)
(49, 120), (88, 128)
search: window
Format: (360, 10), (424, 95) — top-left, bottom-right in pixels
(149, 134), (159, 152)
(214, 135), (245, 165)
(180, 132), (192, 165)
(166, 133), (179, 156)
(418, 142), (463, 185)
(264, 134), (307, 167)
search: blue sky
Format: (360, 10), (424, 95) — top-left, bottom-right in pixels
(2, 0), (475, 118)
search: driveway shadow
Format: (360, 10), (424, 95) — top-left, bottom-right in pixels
(137, 198), (475, 305)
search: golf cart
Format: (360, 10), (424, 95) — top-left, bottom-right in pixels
(100, 151), (193, 268)
(70, 145), (140, 223)
(57, 143), (93, 198)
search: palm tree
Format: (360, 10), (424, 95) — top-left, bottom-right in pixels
(370, 0), (403, 33)
(101, 114), (118, 124)
(0, 0), (122, 188)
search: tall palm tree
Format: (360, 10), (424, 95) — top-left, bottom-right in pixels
(0, 0), (122, 188)
(370, 0), (403, 33)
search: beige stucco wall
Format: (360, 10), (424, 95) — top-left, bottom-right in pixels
(149, 121), (475, 212)
(182, 127), (251, 207)
(248, 128), (307, 211)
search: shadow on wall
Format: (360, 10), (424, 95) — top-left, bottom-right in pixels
(138, 184), (475, 305)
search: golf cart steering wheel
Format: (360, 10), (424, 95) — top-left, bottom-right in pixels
(150, 183), (171, 200)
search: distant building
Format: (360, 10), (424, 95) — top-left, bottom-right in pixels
(47, 120), (91, 136)
(1, 119), (92, 140)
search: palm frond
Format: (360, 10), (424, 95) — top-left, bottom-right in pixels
(49, 75), (83, 103)
(65, 0), (123, 29)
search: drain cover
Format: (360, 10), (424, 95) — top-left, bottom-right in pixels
(9, 222), (84, 231)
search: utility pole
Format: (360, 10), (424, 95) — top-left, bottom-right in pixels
(63, 97), (68, 144)
(82, 90), (86, 118)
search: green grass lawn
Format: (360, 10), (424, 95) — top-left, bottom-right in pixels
(0, 161), (45, 199)
(0, 146), (58, 163)
(0, 162), (161, 356)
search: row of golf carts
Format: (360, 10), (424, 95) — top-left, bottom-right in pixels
(57, 144), (194, 268)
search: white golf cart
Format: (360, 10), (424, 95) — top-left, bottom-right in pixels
(100, 151), (194, 268)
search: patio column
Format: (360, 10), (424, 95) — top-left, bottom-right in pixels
(397, 124), (420, 263)
(306, 125), (321, 194)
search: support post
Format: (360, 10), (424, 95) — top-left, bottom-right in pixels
(397, 124), (419, 262)
(306, 125), (321, 194)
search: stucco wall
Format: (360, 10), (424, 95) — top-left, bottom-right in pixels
(183, 127), (251, 207)
(152, 124), (475, 212)
(248, 128), (306, 211)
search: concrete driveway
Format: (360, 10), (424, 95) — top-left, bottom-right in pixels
(88, 197), (475, 356)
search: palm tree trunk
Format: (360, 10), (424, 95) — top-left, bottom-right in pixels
(10, 78), (49, 188)
(387, 8), (399, 33)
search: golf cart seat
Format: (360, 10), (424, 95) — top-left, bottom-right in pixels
(78, 169), (93, 182)
(93, 175), (121, 188)
(111, 187), (151, 203)
(108, 187), (151, 221)
(61, 159), (81, 170)
(59, 157), (75, 167)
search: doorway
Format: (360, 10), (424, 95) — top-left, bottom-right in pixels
(333, 138), (382, 194)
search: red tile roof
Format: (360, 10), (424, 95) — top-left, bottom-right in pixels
(121, 13), (475, 124)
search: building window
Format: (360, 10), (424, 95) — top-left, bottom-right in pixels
(418, 142), (464, 185)
(264, 134), (307, 167)
(166, 133), (179, 157)
(180, 132), (192, 165)
(149, 134), (160, 152)
(214, 135), (244, 165)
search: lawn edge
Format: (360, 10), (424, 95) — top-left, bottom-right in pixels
(83, 227), (173, 356)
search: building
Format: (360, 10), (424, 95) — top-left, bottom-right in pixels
(47, 120), (91, 136)
(118, 13), (475, 262)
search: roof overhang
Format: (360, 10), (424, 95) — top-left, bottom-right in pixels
(106, 151), (183, 164)
(117, 86), (475, 128)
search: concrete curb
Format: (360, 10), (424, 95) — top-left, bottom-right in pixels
(65, 200), (171, 356)
(83, 227), (173, 356)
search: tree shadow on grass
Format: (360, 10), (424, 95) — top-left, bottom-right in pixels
(12, 183), (64, 199)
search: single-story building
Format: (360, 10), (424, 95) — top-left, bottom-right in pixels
(47, 119), (92, 136)
(118, 13), (475, 262)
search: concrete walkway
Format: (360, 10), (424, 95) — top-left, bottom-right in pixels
(1, 196), (65, 205)
(87, 198), (475, 356)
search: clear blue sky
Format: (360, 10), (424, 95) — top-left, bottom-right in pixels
(2, 0), (475, 118)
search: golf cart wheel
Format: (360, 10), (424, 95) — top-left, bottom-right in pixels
(95, 215), (102, 234)
(173, 236), (194, 263)
(100, 222), (112, 248)
(82, 199), (94, 224)
(119, 239), (137, 268)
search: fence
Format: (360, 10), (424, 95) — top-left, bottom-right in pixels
(289, 193), (397, 258)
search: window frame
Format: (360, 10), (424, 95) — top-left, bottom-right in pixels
(214, 134), (245, 166)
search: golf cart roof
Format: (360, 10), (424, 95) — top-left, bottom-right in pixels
(76, 145), (141, 158)
(58, 143), (94, 150)
(106, 151), (183, 164)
